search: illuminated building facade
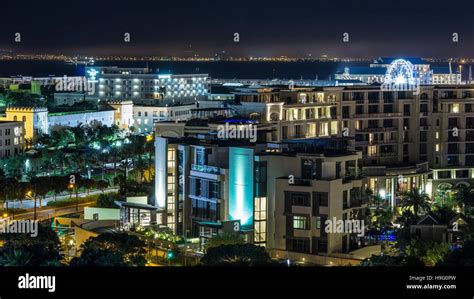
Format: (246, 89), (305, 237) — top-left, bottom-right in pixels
(48, 109), (115, 130)
(0, 106), (122, 143)
(104, 100), (134, 131)
(0, 121), (25, 158)
(134, 101), (233, 133)
(155, 81), (474, 208)
(335, 57), (461, 85)
(154, 134), (368, 261)
(0, 107), (48, 142)
(154, 135), (269, 248)
(255, 141), (367, 262)
(228, 147), (254, 228)
(85, 66), (209, 104)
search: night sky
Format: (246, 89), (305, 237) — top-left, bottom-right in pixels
(1, 0), (473, 57)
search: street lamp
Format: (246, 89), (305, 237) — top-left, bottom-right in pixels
(69, 184), (78, 212)
(26, 187), (37, 220)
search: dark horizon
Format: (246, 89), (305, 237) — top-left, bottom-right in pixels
(1, 0), (473, 57)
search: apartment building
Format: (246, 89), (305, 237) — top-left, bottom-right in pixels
(155, 81), (474, 207)
(133, 100), (232, 133)
(256, 141), (367, 259)
(154, 133), (370, 260)
(0, 121), (25, 158)
(0, 107), (48, 142)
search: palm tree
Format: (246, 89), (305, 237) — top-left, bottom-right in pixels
(401, 187), (431, 217)
(0, 249), (33, 266)
(452, 184), (474, 213)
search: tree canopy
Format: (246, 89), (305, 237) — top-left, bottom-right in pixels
(200, 244), (271, 266)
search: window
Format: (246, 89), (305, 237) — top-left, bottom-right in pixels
(450, 103), (460, 113)
(368, 105), (378, 114)
(314, 192), (328, 207)
(420, 131), (427, 142)
(317, 239), (328, 253)
(403, 104), (411, 116)
(368, 145), (378, 157)
(383, 104), (393, 113)
(292, 215), (309, 230)
(291, 192), (310, 206)
(289, 238), (310, 253)
(383, 119), (393, 128)
(368, 120), (378, 128)
(342, 106), (350, 118)
(315, 216), (321, 229)
(254, 197), (267, 244)
(420, 104), (428, 113)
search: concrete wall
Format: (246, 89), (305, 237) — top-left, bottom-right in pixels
(49, 110), (115, 129)
(84, 207), (120, 220)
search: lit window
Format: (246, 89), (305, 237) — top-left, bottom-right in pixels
(315, 216), (321, 229)
(452, 103), (459, 113)
(436, 144), (440, 152)
(292, 215), (309, 230)
(319, 122), (329, 136)
(330, 121), (338, 135)
(368, 145), (378, 157)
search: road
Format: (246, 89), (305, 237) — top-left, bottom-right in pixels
(11, 201), (95, 221)
(3, 188), (119, 209)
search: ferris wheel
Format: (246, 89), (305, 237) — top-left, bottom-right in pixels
(383, 59), (417, 85)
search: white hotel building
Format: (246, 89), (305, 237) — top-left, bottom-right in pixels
(85, 66), (210, 104)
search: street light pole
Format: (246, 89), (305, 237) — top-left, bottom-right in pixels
(75, 185), (79, 212)
(34, 184), (37, 221)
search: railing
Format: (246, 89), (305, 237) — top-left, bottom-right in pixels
(356, 113), (402, 118)
(356, 127), (397, 133)
(342, 175), (363, 184)
(191, 164), (222, 175)
(289, 178), (312, 186)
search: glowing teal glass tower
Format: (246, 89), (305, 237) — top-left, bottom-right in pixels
(228, 147), (254, 228)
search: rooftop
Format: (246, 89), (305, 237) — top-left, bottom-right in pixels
(48, 108), (115, 116)
(336, 66), (387, 75)
(0, 120), (23, 125)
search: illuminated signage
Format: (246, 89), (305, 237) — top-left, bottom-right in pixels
(86, 68), (99, 83)
(228, 147), (254, 227)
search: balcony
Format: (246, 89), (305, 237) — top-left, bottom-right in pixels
(366, 152), (397, 158)
(191, 164), (223, 175)
(342, 175), (363, 184)
(356, 113), (402, 119)
(350, 198), (362, 208)
(356, 127), (397, 133)
(448, 136), (461, 142)
(289, 178), (312, 187)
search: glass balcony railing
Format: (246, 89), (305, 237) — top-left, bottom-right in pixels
(191, 164), (222, 175)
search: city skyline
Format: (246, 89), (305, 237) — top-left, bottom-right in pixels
(1, 1), (474, 297)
